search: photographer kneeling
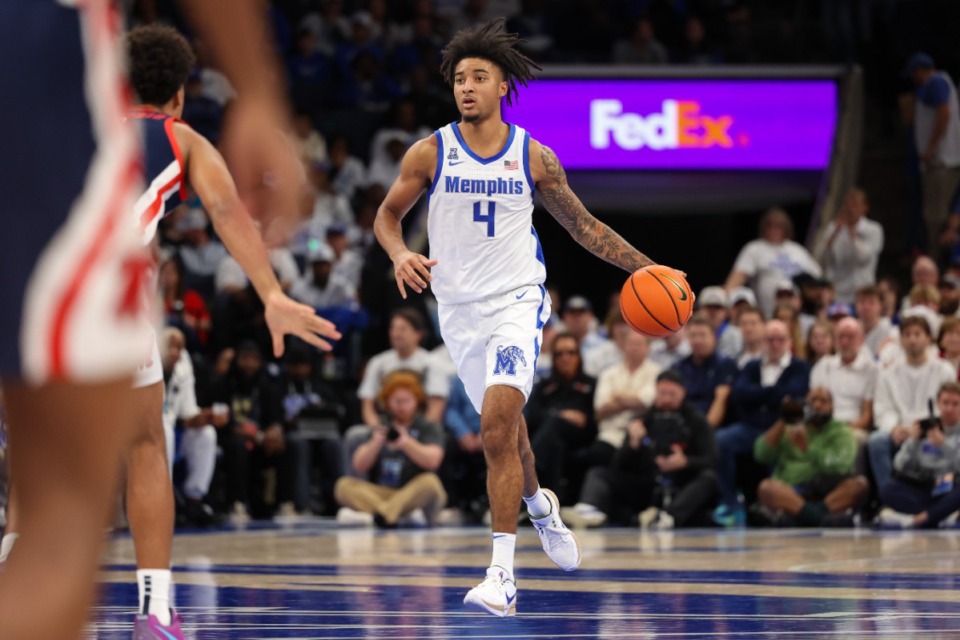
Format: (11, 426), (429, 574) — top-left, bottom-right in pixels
(877, 382), (960, 528)
(334, 372), (447, 527)
(754, 388), (868, 527)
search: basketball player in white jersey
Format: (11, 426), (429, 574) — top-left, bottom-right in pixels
(0, 6), (335, 639)
(375, 19), (667, 617)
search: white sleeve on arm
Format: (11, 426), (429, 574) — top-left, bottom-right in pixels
(732, 242), (759, 277)
(872, 371), (899, 433)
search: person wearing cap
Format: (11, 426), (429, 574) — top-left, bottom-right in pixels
(697, 286), (743, 360)
(724, 207), (822, 318)
(177, 207), (227, 298)
(561, 370), (718, 530)
(903, 52), (960, 255)
(561, 295), (605, 361)
(213, 341), (311, 521)
(813, 188), (884, 305)
(938, 274), (960, 316)
(870, 315), (956, 493)
(291, 242), (357, 309)
(729, 286), (758, 325)
(826, 302), (855, 323)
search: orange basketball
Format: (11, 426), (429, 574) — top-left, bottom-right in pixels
(620, 265), (695, 338)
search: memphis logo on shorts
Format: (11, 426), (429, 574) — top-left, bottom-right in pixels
(493, 345), (527, 376)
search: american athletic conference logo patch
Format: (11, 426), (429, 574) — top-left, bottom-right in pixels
(493, 345), (527, 376)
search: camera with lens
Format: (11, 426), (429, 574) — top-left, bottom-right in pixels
(386, 426), (402, 442)
(780, 398), (805, 425)
(918, 399), (940, 439)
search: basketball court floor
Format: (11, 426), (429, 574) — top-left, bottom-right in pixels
(90, 523), (960, 639)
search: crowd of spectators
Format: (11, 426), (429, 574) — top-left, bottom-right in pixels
(1, 1), (959, 533)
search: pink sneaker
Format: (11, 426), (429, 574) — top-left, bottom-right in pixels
(132, 610), (186, 640)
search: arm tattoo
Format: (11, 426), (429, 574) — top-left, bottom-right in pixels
(537, 145), (655, 272)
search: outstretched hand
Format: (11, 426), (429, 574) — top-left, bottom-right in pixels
(264, 291), (341, 357)
(392, 249), (438, 298)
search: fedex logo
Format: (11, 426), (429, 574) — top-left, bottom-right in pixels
(590, 99), (736, 151)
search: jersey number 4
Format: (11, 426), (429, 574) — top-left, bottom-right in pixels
(473, 201), (495, 238)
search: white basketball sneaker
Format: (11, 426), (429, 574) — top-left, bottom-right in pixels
(463, 566), (517, 617)
(532, 488), (582, 571)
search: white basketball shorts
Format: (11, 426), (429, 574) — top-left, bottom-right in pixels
(438, 284), (551, 413)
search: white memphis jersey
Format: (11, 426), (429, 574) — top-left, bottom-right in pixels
(427, 122), (545, 305)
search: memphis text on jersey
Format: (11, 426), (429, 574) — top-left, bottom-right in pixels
(443, 175), (526, 196)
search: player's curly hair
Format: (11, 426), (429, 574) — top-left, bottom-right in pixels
(126, 25), (195, 106)
(439, 18), (541, 105)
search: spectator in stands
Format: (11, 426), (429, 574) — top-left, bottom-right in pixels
(870, 316), (956, 491)
(714, 319), (810, 525)
(612, 17), (668, 64)
(813, 188), (884, 304)
(325, 223), (364, 289)
(357, 308), (450, 427)
(735, 305), (767, 368)
(649, 328), (691, 370)
(754, 388), (868, 527)
(298, 0), (350, 55)
(773, 279), (802, 314)
(181, 69), (224, 144)
(216, 341), (310, 521)
(190, 37), (235, 107)
(216, 247), (300, 295)
(725, 207), (822, 319)
(562, 370), (717, 530)
(591, 331), (661, 467)
(287, 28), (333, 110)
(938, 274), (960, 317)
(440, 376), (486, 523)
(159, 256), (211, 350)
(278, 341), (345, 516)
(793, 272), (829, 328)
(328, 135), (367, 202)
(902, 256), (939, 312)
(729, 286), (759, 325)
(368, 100), (431, 167)
(804, 319), (835, 365)
(291, 243), (357, 309)
(527, 333), (597, 504)
(160, 328), (225, 527)
(584, 307), (631, 378)
(335, 372), (446, 527)
(307, 162), (354, 237)
(177, 207), (227, 298)
(903, 53), (960, 256)
(698, 286), (742, 360)
(877, 382), (960, 528)
(291, 111), (329, 167)
(939, 316), (960, 374)
(366, 131), (407, 190)
(674, 16), (723, 65)
(855, 285), (895, 358)
(336, 49), (401, 113)
(675, 315), (738, 428)
(560, 296), (605, 362)
(774, 301), (805, 359)
(810, 317), (877, 443)
(506, 0), (554, 56)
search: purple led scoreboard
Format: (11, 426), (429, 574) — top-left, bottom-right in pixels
(503, 78), (838, 170)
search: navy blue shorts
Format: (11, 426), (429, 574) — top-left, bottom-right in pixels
(0, 0), (151, 383)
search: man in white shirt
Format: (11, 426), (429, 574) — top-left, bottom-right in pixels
(810, 317), (878, 443)
(725, 207), (822, 318)
(698, 286), (742, 360)
(904, 53), (960, 254)
(869, 315), (957, 491)
(290, 243), (357, 309)
(814, 188), (885, 304)
(357, 308), (450, 426)
(592, 332), (662, 459)
(160, 328), (227, 525)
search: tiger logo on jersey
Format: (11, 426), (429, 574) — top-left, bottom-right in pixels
(493, 345), (527, 376)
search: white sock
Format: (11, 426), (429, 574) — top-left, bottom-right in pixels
(523, 487), (552, 519)
(137, 569), (172, 625)
(490, 532), (516, 577)
(0, 533), (19, 563)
